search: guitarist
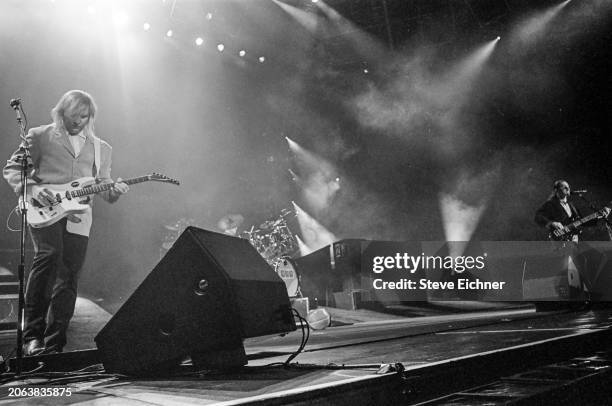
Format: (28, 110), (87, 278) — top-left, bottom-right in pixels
(535, 180), (610, 241)
(3, 90), (128, 356)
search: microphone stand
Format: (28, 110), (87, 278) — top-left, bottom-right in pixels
(12, 101), (31, 376)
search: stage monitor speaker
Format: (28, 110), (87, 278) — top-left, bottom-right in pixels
(95, 227), (296, 375)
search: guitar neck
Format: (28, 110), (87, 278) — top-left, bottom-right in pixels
(70, 176), (150, 198)
(570, 212), (598, 229)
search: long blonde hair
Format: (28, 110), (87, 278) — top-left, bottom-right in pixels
(51, 90), (97, 137)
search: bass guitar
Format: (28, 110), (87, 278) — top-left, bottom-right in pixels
(549, 203), (611, 241)
(26, 173), (179, 228)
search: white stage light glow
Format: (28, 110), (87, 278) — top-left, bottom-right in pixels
(292, 202), (336, 252)
(295, 235), (313, 256)
(286, 137), (341, 213)
(512, 0), (571, 44)
(440, 193), (487, 243)
(113, 11), (129, 26)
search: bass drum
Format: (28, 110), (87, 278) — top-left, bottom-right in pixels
(274, 257), (300, 298)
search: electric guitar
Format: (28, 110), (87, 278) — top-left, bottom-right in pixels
(26, 173), (180, 228)
(549, 203), (611, 241)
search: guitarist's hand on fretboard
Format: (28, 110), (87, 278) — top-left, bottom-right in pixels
(110, 177), (130, 197)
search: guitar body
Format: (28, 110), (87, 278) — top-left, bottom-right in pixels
(27, 177), (96, 228)
(25, 172), (180, 229)
(549, 226), (580, 241)
(549, 203), (612, 241)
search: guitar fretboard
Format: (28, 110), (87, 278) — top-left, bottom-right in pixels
(557, 209), (608, 238)
(570, 212), (598, 228)
(70, 176), (150, 198)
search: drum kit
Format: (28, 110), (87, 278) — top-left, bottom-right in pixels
(240, 208), (298, 265)
(160, 208), (301, 297)
(239, 208), (301, 296)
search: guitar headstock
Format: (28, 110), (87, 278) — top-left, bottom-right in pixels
(149, 173), (180, 185)
(597, 203), (612, 218)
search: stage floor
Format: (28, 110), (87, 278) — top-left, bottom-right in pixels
(1, 299), (612, 405)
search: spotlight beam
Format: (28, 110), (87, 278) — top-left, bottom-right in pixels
(292, 202), (337, 251)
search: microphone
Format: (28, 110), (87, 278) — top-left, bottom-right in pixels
(571, 189), (587, 195)
(9, 98), (21, 110)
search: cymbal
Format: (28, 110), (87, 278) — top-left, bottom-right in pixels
(240, 228), (259, 235)
(261, 218), (284, 229)
(260, 220), (274, 229)
(218, 213), (245, 231)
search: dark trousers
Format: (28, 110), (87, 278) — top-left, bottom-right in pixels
(25, 218), (88, 351)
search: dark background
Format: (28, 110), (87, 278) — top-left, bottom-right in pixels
(1, 0), (610, 302)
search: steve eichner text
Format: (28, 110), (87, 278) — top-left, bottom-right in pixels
(372, 278), (505, 290)
(372, 253), (486, 274)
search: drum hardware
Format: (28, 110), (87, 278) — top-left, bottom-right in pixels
(274, 257), (301, 297)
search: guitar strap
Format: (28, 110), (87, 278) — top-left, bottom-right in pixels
(67, 134), (99, 237)
(92, 134), (101, 179)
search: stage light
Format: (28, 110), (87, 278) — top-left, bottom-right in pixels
(512, 1), (571, 44)
(289, 168), (299, 181)
(295, 234), (313, 256)
(446, 37), (499, 94)
(292, 202), (336, 252)
(363, 69), (369, 74)
(217, 43), (225, 52)
(166, 29), (173, 37)
(286, 137), (340, 212)
(440, 193), (486, 243)
(312, 0), (319, 3)
(206, 12), (213, 20)
(496, 36), (501, 41)
(143, 22), (151, 31)
(285, 136), (299, 151)
(113, 11), (129, 26)
(195, 37), (204, 46)
(239, 50), (246, 57)
(259, 56), (265, 63)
